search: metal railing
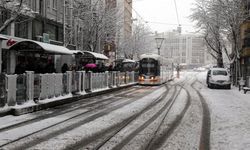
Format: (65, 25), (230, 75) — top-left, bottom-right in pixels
(0, 71), (138, 109)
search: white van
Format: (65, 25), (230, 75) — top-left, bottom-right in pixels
(206, 68), (231, 89)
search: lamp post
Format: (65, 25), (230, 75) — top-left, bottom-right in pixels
(155, 37), (164, 55)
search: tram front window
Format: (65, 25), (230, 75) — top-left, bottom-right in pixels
(140, 62), (157, 75)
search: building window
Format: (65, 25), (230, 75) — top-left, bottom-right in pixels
(32, 0), (36, 12)
(0, 10), (9, 34)
(53, 0), (57, 9)
(46, 24), (57, 40)
(15, 19), (29, 38)
(47, 0), (50, 8)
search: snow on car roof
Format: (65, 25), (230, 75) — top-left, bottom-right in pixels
(210, 67), (227, 71)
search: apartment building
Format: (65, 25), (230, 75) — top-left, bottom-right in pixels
(0, 0), (78, 46)
(240, 0), (250, 78)
(163, 31), (208, 68)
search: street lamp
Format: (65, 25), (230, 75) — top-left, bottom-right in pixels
(155, 37), (165, 55)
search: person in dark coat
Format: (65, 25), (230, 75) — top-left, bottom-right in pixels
(108, 64), (113, 71)
(45, 62), (56, 73)
(15, 61), (26, 74)
(61, 63), (69, 73)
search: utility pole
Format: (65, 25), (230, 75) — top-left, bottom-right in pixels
(63, 0), (66, 46)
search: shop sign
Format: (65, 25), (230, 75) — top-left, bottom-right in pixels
(6, 39), (16, 47)
(43, 33), (50, 43)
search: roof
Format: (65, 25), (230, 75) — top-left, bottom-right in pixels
(0, 35), (8, 40)
(74, 50), (108, 60)
(210, 67), (228, 71)
(139, 53), (160, 60)
(122, 59), (136, 63)
(8, 40), (74, 55)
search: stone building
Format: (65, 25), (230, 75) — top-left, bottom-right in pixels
(163, 31), (210, 69)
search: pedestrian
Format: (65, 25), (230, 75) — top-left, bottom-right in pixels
(45, 61), (56, 73)
(61, 63), (69, 73)
(108, 64), (113, 71)
(15, 61), (26, 74)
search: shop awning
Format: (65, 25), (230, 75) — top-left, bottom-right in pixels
(0, 35), (8, 40)
(9, 40), (74, 55)
(74, 50), (108, 60)
(123, 59), (136, 63)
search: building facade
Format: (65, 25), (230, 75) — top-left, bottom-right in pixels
(163, 31), (209, 68)
(240, 0), (250, 79)
(115, 0), (133, 60)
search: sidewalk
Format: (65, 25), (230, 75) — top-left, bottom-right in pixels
(0, 83), (137, 117)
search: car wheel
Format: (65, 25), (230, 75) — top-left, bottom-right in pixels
(209, 83), (213, 89)
(227, 84), (231, 89)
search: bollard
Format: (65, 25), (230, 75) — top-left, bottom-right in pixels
(66, 71), (72, 94)
(26, 71), (34, 102)
(76, 71), (82, 93)
(113, 72), (117, 87)
(89, 71), (93, 92)
(239, 77), (245, 91)
(82, 71), (86, 94)
(105, 71), (109, 88)
(6, 74), (17, 106)
(132, 71), (135, 83)
(117, 71), (120, 87)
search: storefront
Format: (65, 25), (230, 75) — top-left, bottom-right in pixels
(74, 50), (108, 71)
(8, 40), (74, 74)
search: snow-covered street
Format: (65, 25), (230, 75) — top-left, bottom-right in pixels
(196, 71), (250, 150)
(0, 71), (249, 150)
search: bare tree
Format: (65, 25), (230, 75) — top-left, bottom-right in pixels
(131, 23), (153, 59)
(0, 0), (34, 33)
(191, 0), (246, 84)
(72, 0), (117, 52)
(118, 22), (153, 60)
(191, 0), (226, 67)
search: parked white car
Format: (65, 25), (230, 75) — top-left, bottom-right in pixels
(206, 68), (231, 89)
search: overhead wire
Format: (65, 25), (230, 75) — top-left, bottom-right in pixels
(146, 21), (192, 26)
(173, 0), (180, 26)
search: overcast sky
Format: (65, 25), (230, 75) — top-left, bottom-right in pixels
(133, 0), (196, 33)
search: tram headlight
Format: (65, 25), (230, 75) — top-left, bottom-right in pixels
(139, 76), (144, 80)
(150, 76), (158, 81)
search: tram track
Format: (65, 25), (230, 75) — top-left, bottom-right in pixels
(0, 86), (140, 132)
(109, 85), (179, 150)
(0, 75), (207, 150)
(143, 77), (192, 150)
(0, 86), (166, 150)
(191, 79), (211, 150)
(145, 86), (191, 150)
(162, 74), (210, 150)
(73, 79), (190, 150)
(62, 85), (171, 150)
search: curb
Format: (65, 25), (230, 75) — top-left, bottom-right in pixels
(1, 83), (137, 116)
(0, 108), (13, 117)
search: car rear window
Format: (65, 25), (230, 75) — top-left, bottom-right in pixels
(213, 70), (227, 76)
